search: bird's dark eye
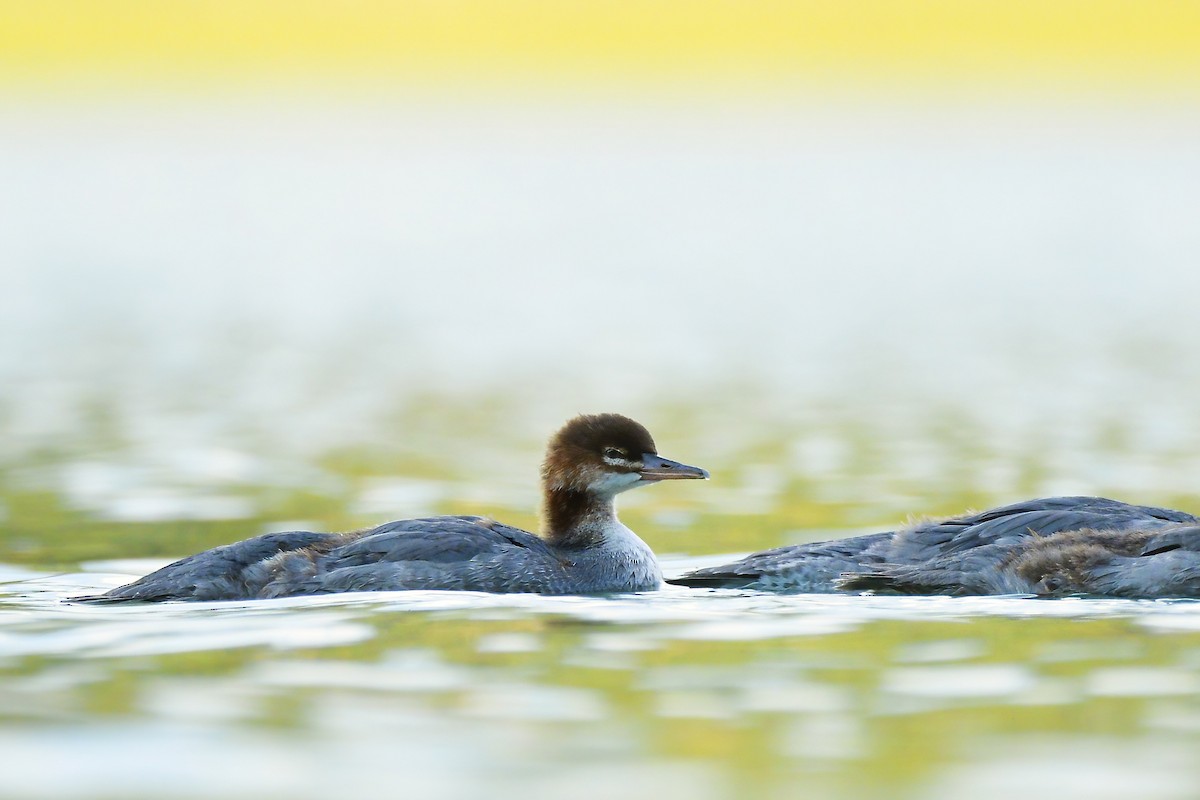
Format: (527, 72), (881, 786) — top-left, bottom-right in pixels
(603, 447), (626, 460)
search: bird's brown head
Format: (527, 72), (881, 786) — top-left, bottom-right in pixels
(541, 413), (709, 498)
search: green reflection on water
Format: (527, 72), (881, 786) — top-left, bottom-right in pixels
(6, 391), (1200, 569)
(3, 602), (1200, 799)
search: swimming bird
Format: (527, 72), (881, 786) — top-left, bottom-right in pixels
(81, 414), (708, 602)
(670, 496), (1200, 598)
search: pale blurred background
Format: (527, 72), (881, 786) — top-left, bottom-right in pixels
(3, 0), (1200, 553)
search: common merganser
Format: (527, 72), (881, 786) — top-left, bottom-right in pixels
(670, 496), (1200, 598)
(81, 414), (708, 601)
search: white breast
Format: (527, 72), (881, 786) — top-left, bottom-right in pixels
(584, 518), (662, 591)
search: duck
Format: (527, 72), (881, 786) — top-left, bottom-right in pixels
(669, 496), (1200, 598)
(80, 414), (708, 602)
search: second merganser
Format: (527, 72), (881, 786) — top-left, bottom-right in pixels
(670, 496), (1200, 598)
(80, 414), (708, 601)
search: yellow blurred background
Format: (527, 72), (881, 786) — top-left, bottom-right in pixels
(3, 0), (1199, 95)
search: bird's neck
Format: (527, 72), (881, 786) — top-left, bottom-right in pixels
(542, 487), (620, 549)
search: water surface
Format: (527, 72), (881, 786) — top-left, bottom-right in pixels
(5, 560), (1200, 800)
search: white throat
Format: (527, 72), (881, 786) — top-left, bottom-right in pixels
(588, 471), (645, 497)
